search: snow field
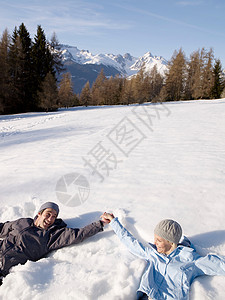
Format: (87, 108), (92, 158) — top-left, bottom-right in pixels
(0, 99), (225, 299)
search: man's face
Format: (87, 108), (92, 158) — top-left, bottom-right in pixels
(154, 234), (173, 255)
(35, 208), (57, 229)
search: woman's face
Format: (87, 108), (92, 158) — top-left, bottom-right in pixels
(154, 234), (173, 255)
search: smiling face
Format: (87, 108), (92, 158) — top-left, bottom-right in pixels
(35, 208), (57, 230)
(154, 234), (175, 255)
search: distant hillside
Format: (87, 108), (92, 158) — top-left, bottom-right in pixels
(60, 45), (168, 94)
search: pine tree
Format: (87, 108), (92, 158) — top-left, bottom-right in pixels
(7, 24), (34, 112)
(37, 72), (59, 112)
(132, 64), (163, 104)
(162, 48), (186, 101)
(32, 25), (55, 98)
(188, 48), (214, 100)
(121, 78), (134, 105)
(148, 65), (164, 102)
(73, 93), (80, 106)
(91, 69), (106, 105)
(201, 48), (214, 99)
(58, 72), (75, 108)
(190, 49), (205, 99)
(184, 50), (200, 100)
(18, 23), (33, 111)
(1, 24), (63, 114)
(104, 75), (124, 105)
(49, 32), (64, 76)
(140, 66), (164, 103)
(211, 59), (224, 99)
(0, 28), (10, 114)
(133, 65), (145, 103)
(142, 74), (152, 103)
(8, 27), (24, 112)
(80, 81), (91, 106)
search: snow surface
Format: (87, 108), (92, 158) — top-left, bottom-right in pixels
(0, 99), (225, 299)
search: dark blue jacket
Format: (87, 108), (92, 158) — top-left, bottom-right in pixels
(0, 217), (103, 276)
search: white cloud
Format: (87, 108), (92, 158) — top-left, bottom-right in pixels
(0, 1), (132, 38)
(176, 1), (203, 6)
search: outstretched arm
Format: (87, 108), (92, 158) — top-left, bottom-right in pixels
(195, 253), (225, 277)
(102, 213), (153, 260)
(48, 220), (104, 251)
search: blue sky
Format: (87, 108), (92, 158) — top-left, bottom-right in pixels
(0, 0), (225, 66)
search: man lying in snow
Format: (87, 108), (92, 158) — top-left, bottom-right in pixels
(0, 202), (104, 285)
(101, 212), (225, 300)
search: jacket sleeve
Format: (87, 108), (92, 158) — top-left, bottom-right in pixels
(0, 221), (14, 238)
(48, 220), (104, 251)
(194, 253), (225, 276)
(110, 217), (153, 260)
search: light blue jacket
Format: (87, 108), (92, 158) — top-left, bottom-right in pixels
(110, 218), (225, 300)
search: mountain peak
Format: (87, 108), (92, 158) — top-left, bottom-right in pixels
(123, 53), (133, 61)
(60, 44), (168, 93)
(60, 44), (168, 75)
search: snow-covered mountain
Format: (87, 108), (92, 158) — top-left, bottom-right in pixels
(60, 45), (168, 93)
(129, 51), (168, 75)
(61, 44), (168, 76)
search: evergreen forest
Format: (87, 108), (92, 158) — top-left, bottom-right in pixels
(0, 24), (224, 115)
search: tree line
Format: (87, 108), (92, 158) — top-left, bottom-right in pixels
(53, 48), (225, 108)
(78, 48), (225, 106)
(1, 24), (225, 115)
(0, 24), (63, 114)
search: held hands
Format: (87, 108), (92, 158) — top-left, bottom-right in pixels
(100, 212), (115, 224)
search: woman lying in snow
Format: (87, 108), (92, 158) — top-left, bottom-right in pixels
(101, 213), (225, 300)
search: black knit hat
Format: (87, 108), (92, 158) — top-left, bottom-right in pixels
(38, 202), (59, 216)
